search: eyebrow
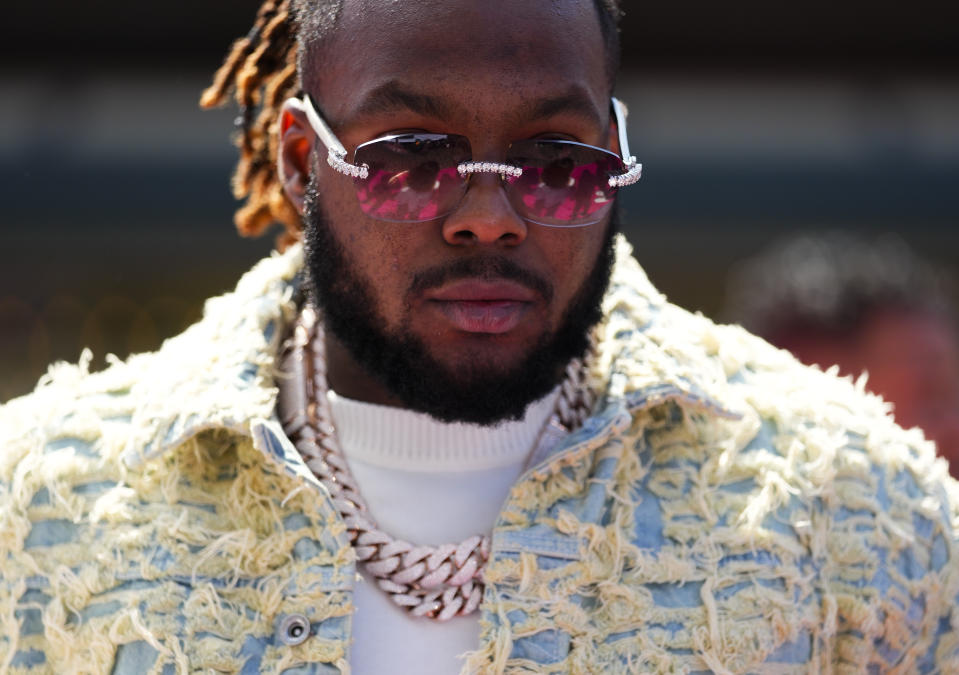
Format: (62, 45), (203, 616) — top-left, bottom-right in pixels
(526, 87), (604, 128)
(354, 81), (457, 121)
(352, 81), (603, 129)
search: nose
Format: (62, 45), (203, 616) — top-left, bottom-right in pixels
(441, 174), (528, 246)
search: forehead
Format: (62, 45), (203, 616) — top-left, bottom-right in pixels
(306, 0), (608, 125)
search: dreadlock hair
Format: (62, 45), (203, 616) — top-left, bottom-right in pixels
(201, 0), (624, 250)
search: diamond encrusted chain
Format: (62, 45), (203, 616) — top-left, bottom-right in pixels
(278, 306), (594, 620)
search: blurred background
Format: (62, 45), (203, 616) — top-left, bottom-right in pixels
(1, 0), (958, 403)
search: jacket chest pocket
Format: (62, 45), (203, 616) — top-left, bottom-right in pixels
(484, 528), (587, 668)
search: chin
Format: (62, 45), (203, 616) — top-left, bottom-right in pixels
(426, 329), (544, 365)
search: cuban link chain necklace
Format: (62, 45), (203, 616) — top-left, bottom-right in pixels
(278, 305), (594, 620)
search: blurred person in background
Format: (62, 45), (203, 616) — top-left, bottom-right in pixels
(724, 231), (959, 476)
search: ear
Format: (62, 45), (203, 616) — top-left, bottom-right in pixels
(277, 98), (315, 215)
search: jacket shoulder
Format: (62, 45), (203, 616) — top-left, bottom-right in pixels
(0, 247), (353, 672)
(623, 299), (959, 669)
(1, 350), (140, 484)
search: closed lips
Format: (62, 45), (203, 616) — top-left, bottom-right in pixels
(426, 281), (537, 334)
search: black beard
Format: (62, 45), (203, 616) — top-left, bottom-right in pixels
(303, 185), (617, 425)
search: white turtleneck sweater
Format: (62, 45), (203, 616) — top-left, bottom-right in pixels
(326, 388), (560, 675)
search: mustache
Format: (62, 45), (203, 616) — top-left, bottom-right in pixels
(409, 256), (554, 303)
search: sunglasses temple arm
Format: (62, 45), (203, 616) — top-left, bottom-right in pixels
(299, 96), (346, 156)
(297, 95), (370, 179)
(609, 97), (642, 188)
(611, 97), (635, 165)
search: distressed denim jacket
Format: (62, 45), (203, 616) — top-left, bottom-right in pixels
(2, 236), (958, 674)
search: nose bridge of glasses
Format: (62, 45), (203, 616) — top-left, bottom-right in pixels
(453, 158), (531, 228)
(457, 161), (523, 180)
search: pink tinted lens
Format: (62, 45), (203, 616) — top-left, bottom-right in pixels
(353, 133), (470, 222)
(506, 140), (624, 226)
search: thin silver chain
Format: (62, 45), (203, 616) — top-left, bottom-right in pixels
(278, 306), (594, 620)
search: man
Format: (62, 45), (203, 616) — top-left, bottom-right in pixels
(723, 231), (959, 477)
(1, 1), (957, 673)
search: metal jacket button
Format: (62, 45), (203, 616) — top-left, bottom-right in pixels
(277, 613), (311, 646)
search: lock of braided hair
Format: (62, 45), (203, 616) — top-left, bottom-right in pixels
(201, 0), (623, 250)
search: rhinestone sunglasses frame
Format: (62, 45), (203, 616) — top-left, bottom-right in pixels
(291, 94), (643, 212)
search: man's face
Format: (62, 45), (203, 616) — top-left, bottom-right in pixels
(296, 0), (616, 423)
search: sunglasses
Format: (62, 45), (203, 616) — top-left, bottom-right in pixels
(293, 95), (642, 227)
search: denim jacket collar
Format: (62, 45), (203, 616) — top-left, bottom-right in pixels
(121, 245), (304, 469)
(122, 235), (741, 470)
